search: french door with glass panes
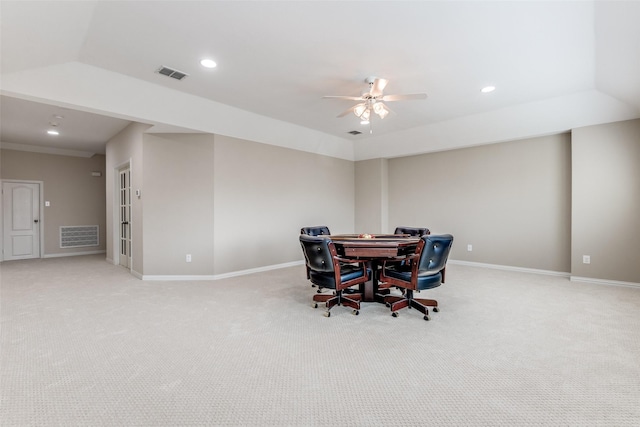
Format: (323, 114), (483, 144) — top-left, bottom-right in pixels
(119, 168), (131, 268)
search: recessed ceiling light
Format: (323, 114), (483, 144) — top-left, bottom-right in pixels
(481, 85), (496, 93)
(200, 58), (217, 69)
(47, 130), (59, 135)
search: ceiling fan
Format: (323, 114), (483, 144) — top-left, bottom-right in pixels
(323, 76), (427, 124)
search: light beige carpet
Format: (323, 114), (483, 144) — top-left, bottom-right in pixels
(1, 255), (639, 426)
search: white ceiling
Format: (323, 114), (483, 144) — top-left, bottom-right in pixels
(0, 96), (131, 155)
(1, 1), (639, 160)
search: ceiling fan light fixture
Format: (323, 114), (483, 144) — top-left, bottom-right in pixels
(360, 120), (370, 125)
(47, 129), (59, 136)
(373, 102), (389, 119)
(326, 77), (426, 123)
(353, 104), (367, 118)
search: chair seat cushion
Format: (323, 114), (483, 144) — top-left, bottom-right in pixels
(309, 264), (368, 289)
(383, 266), (442, 290)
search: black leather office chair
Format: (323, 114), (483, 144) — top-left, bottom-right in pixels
(301, 226), (331, 285)
(300, 226), (331, 236)
(379, 234), (453, 321)
(394, 226), (430, 236)
(299, 234), (369, 317)
(380, 227), (432, 294)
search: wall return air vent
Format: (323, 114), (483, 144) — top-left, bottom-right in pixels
(60, 225), (99, 248)
(156, 65), (189, 81)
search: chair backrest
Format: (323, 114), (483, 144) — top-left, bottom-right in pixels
(416, 234), (454, 273)
(299, 234), (334, 273)
(394, 226), (430, 236)
(300, 225), (331, 236)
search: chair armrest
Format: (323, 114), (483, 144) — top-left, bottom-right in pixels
(381, 253), (418, 268)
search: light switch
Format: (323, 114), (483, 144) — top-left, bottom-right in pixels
(45, 201), (51, 207)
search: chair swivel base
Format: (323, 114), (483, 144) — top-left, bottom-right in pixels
(312, 292), (362, 317)
(375, 281), (407, 299)
(382, 291), (439, 321)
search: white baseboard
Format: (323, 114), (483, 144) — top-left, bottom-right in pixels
(139, 260), (305, 281)
(141, 274), (216, 281)
(448, 259), (570, 277)
(570, 276), (640, 289)
(449, 259), (639, 288)
(43, 250), (106, 258)
(212, 260), (304, 280)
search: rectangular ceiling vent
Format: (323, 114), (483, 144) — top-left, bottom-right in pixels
(156, 65), (188, 81)
(348, 130), (362, 135)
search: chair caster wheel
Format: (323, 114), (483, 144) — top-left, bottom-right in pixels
(424, 315), (431, 321)
(392, 312), (398, 318)
(312, 303), (318, 308)
(433, 307), (440, 312)
(352, 310), (359, 315)
(324, 311), (331, 317)
(385, 302), (390, 307)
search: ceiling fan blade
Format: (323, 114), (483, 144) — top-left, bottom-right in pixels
(336, 104), (363, 118)
(369, 78), (389, 97)
(323, 95), (363, 101)
(381, 93), (428, 102)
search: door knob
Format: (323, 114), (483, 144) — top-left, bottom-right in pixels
(34, 219), (39, 223)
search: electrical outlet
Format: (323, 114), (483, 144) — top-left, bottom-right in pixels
(186, 254), (192, 263)
(467, 244), (473, 252)
(582, 255), (590, 264)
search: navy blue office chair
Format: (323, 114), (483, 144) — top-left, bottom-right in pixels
(379, 234), (453, 321)
(300, 226), (331, 236)
(301, 226), (331, 286)
(377, 226), (432, 295)
(299, 234), (369, 317)
(394, 226), (430, 236)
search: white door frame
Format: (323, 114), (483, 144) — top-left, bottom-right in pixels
(1, 179), (45, 261)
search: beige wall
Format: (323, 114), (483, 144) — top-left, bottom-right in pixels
(1, 149), (107, 256)
(213, 135), (354, 275)
(355, 158), (388, 234)
(103, 119), (638, 284)
(571, 119), (640, 283)
(385, 134), (573, 272)
(104, 129), (355, 277)
(142, 133), (215, 276)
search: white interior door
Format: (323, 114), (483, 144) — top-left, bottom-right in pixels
(2, 182), (41, 260)
(118, 168), (131, 268)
